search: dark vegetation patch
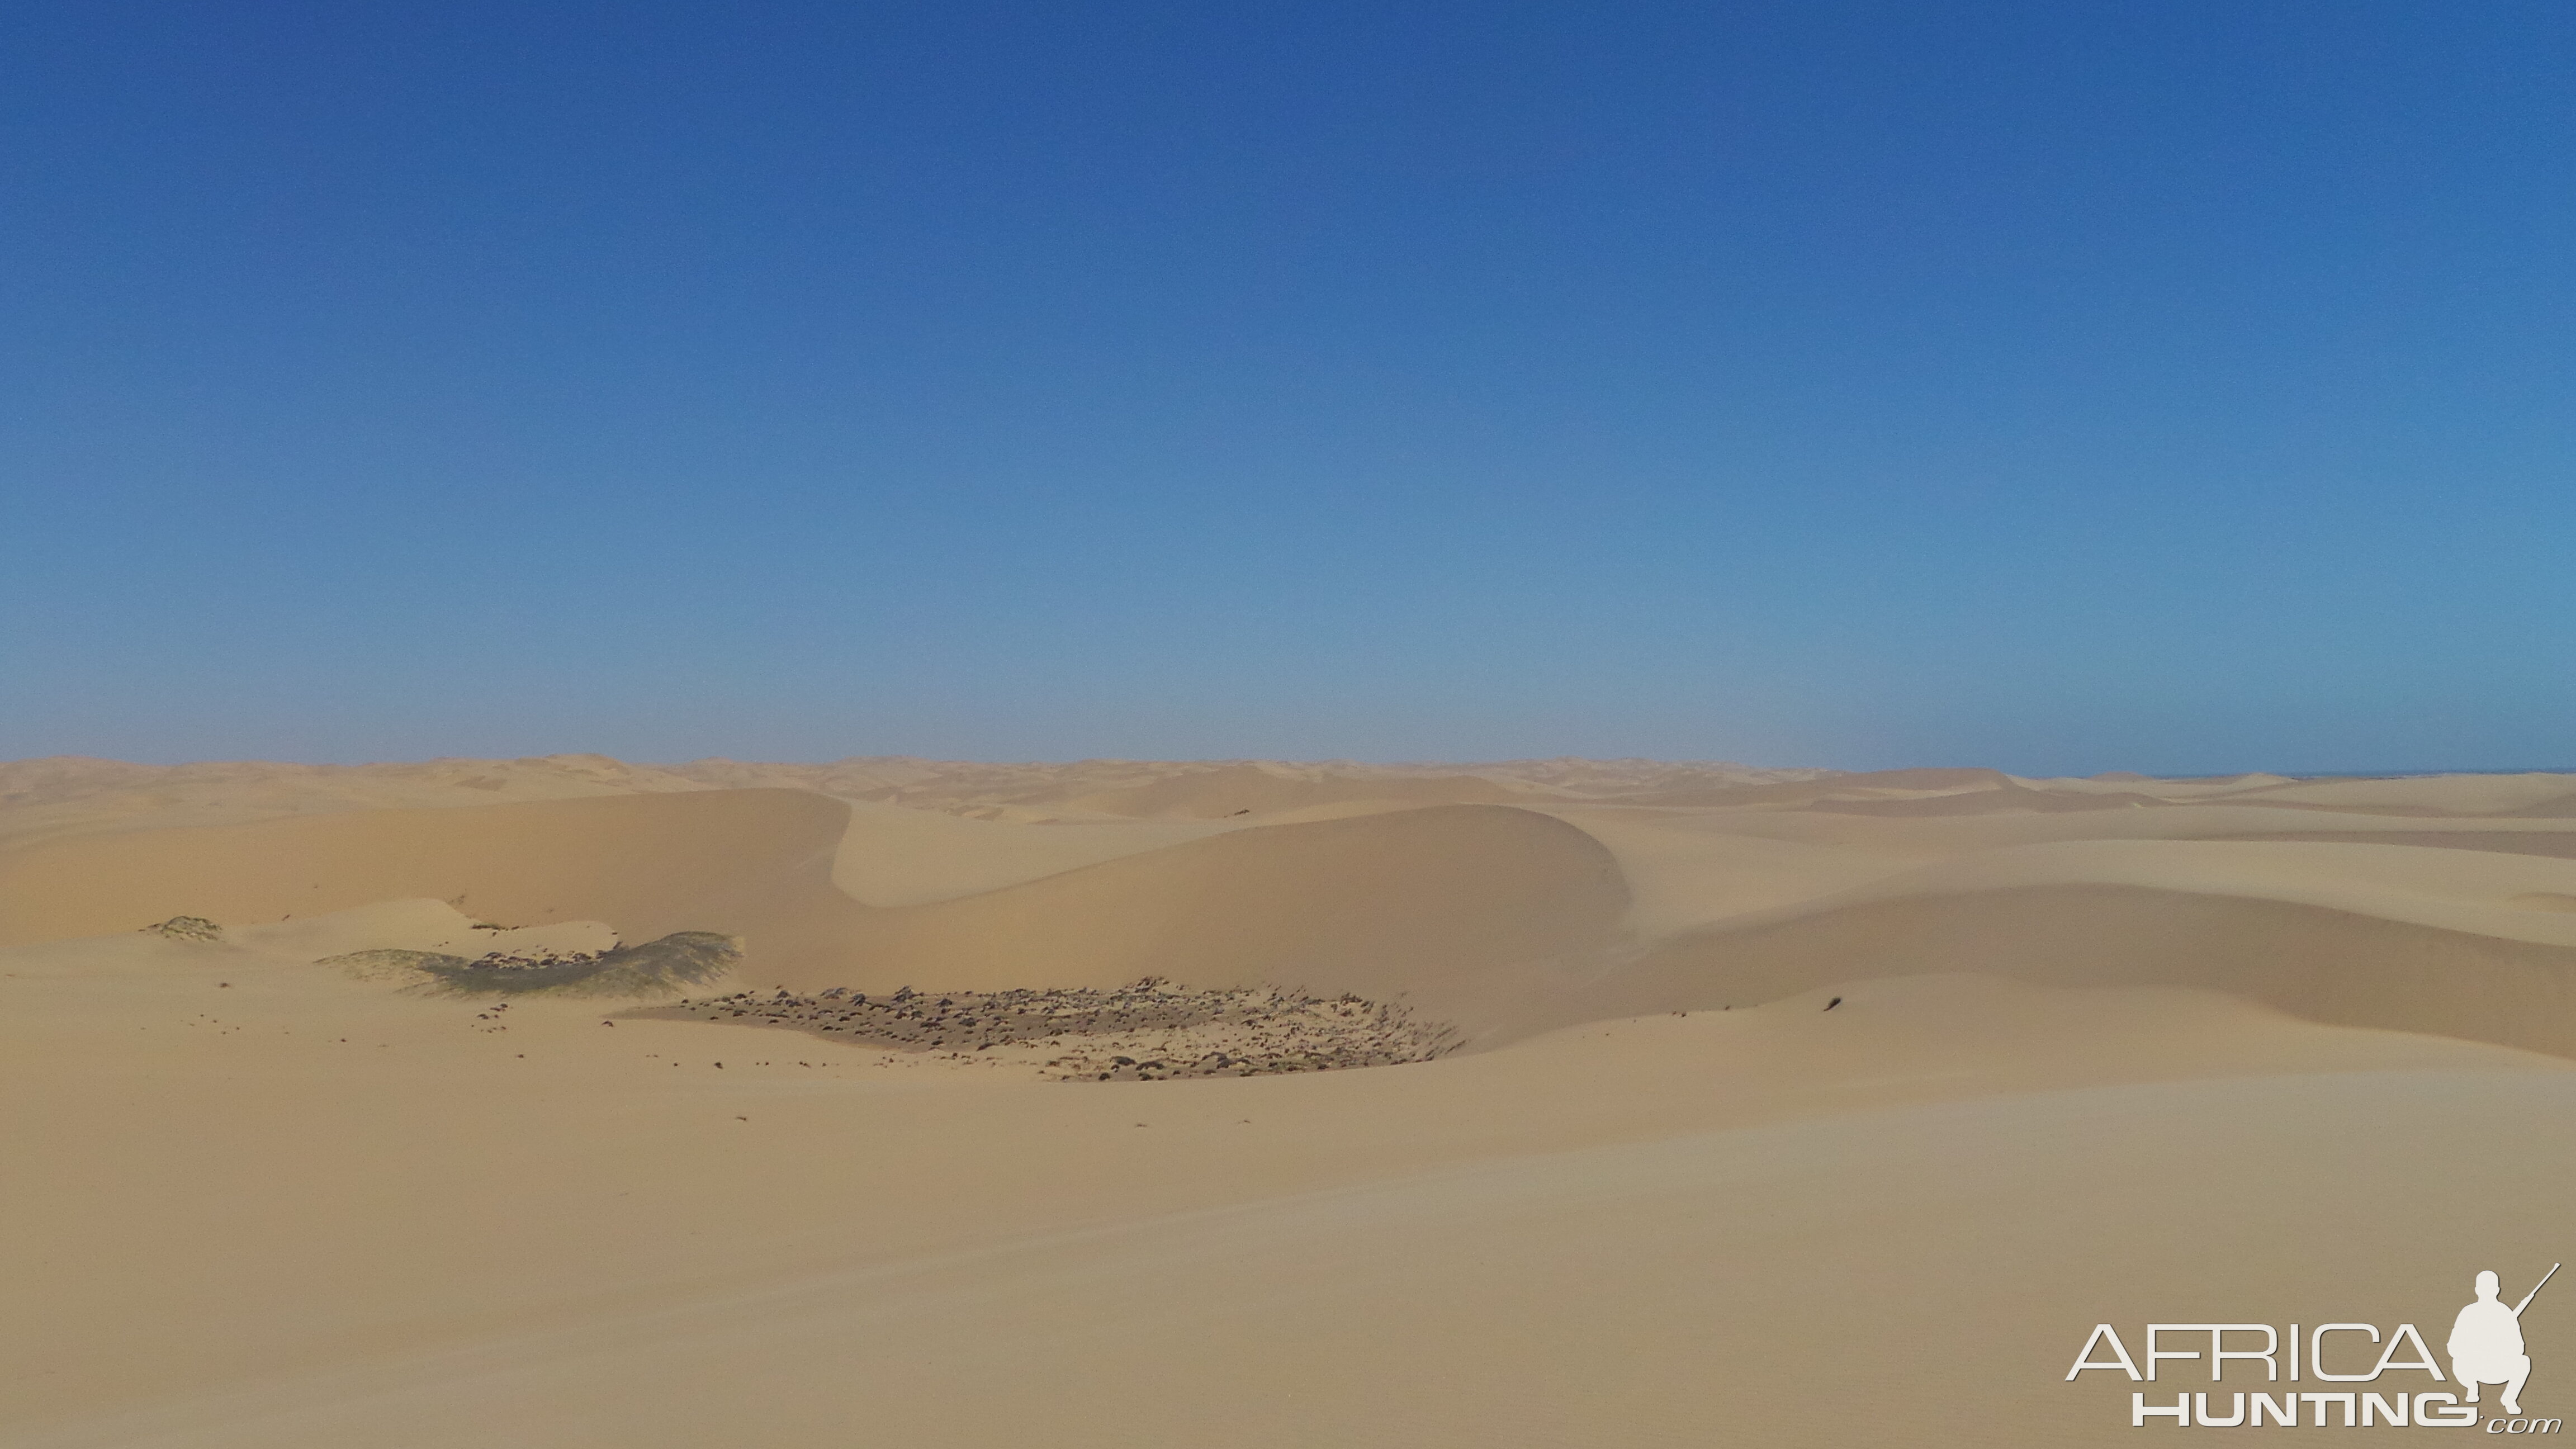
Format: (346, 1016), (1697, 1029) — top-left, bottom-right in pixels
(325, 931), (741, 997)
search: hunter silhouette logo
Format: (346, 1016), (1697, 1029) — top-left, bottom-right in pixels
(2067, 1263), (2561, 1430)
(2456, 1265), (2556, 1417)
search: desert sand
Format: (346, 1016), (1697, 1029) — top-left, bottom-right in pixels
(6, 755), (2576, 1445)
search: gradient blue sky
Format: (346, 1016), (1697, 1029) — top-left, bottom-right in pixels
(5, 2), (2570, 773)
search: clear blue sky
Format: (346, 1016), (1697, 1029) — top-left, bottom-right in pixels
(5, 2), (2570, 773)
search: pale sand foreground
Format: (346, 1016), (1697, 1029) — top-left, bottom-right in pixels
(6, 758), (2576, 1445)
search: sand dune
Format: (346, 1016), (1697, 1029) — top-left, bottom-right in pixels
(1815, 779), (2177, 813)
(0, 752), (713, 847)
(655, 754), (1831, 817)
(0, 789), (861, 952)
(1585, 763), (2018, 809)
(10, 756), (2576, 1445)
(1600, 884), (2576, 1057)
(228, 898), (622, 962)
(1739, 836), (2576, 942)
(2227, 771), (2576, 816)
(1044, 760), (1534, 818)
(0, 791), (1628, 1037)
(827, 796), (1234, 905)
(808, 803), (1632, 1035)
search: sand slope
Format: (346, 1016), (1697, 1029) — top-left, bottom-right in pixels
(4, 957), (2568, 1448)
(1608, 884), (2576, 1057)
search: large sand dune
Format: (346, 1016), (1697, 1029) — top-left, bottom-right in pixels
(809, 803), (1632, 1035)
(7, 756), (2575, 1445)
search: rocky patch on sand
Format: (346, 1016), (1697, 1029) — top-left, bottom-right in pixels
(143, 915), (225, 943)
(640, 977), (1462, 1079)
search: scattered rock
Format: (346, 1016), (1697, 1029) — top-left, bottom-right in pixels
(640, 977), (1463, 1081)
(144, 916), (223, 943)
